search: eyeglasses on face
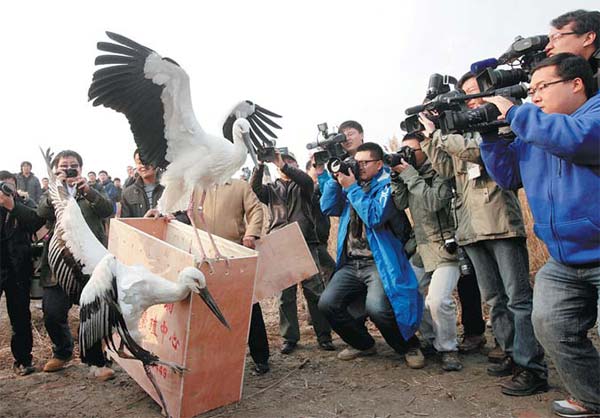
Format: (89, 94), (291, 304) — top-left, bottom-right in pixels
(355, 159), (381, 167)
(548, 31), (579, 43)
(527, 79), (573, 96)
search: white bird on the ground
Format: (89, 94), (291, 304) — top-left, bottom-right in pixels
(87, 32), (282, 268)
(40, 148), (229, 418)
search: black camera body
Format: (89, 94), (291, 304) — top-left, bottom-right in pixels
(0, 181), (16, 196)
(65, 168), (78, 178)
(384, 146), (417, 168)
(326, 157), (359, 179)
(457, 246), (474, 277)
(443, 237), (458, 254)
(257, 146), (289, 163)
(306, 123), (348, 166)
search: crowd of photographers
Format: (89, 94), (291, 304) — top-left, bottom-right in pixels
(0, 8), (598, 417)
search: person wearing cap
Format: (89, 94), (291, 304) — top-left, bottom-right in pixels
(251, 150), (334, 355)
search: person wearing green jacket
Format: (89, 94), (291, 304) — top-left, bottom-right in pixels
(391, 133), (462, 372)
(418, 72), (547, 397)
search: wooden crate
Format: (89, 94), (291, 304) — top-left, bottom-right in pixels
(108, 218), (257, 418)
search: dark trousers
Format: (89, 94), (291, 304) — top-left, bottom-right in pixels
(248, 303), (269, 365)
(318, 259), (419, 353)
(457, 272), (486, 337)
(43, 285), (107, 367)
(0, 268), (33, 367)
(316, 243), (336, 286)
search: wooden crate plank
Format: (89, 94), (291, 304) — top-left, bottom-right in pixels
(253, 222), (319, 302)
(108, 219), (257, 418)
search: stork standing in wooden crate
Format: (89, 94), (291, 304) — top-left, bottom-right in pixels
(88, 32), (282, 271)
(40, 148), (229, 418)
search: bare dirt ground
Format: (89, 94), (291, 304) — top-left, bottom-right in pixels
(0, 295), (598, 418)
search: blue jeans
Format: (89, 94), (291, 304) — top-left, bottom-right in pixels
(464, 238), (546, 377)
(532, 258), (600, 412)
(318, 259), (419, 353)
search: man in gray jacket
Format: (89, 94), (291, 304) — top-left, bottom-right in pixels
(418, 72), (547, 396)
(391, 133), (462, 372)
(16, 161), (42, 204)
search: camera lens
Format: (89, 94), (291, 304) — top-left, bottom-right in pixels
(444, 238), (458, 254)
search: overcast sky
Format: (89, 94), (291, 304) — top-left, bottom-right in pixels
(1, 0), (597, 181)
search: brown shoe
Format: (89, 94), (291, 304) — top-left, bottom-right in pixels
(487, 343), (507, 364)
(458, 334), (486, 353)
(43, 357), (72, 372)
(89, 366), (115, 381)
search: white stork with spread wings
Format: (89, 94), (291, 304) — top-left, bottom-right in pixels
(87, 32), (282, 268)
(41, 148), (229, 418)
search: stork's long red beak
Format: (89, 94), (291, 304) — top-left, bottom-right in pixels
(198, 288), (230, 330)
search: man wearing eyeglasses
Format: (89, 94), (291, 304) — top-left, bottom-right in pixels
(481, 53), (600, 418)
(318, 142), (424, 368)
(37, 150), (115, 381)
(545, 10), (600, 89)
(418, 71), (547, 396)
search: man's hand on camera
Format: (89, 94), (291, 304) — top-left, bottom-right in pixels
(75, 177), (91, 195)
(482, 96), (514, 120)
(392, 159), (411, 174)
(337, 170), (356, 188)
(418, 112), (436, 138)
(0, 192), (15, 211)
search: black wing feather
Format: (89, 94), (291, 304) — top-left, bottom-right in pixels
(222, 101), (281, 154)
(88, 31), (169, 169)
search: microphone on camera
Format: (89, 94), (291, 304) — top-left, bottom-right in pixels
(470, 58), (499, 74)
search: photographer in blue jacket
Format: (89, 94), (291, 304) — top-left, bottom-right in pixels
(480, 53), (600, 417)
(318, 142), (424, 367)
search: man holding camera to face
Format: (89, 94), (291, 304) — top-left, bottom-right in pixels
(37, 150), (115, 380)
(318, 142), (423, 367)
(251, 149), (334, 355)
(390, 133), (463, 372)
(418, 72), (547, 396)
(0, 171), (44, 376)
(481, 52), (600, 417)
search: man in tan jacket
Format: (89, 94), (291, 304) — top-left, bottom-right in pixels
(190, 178), (270, 374)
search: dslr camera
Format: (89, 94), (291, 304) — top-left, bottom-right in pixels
(384, 146), (417, 168)
(0, 181), (16, 196)
(257, 146), (290, 163)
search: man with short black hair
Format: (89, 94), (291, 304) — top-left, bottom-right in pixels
(338, 120), (364, 157)
(16, 161), (42, 204)
(318, 142), (424, 368)
(37, 150), (115, 381)
(482, 52), (600, 417)
(0, 170), (44, 376)
(546, 9), (600, 87)
(121, 149), (164, 218)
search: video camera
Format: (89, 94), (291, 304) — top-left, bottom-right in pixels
(306, 123), (347, 166)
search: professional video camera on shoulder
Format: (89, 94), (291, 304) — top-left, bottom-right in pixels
(306, 122), (347, 166)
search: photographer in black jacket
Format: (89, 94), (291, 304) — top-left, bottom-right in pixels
(251, 150), (334, 355)
(0, 170), (44, 375)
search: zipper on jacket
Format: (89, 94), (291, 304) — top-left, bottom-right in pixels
(548, 155), (564, 263)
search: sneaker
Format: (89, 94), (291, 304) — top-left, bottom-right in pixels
(404, 347), (425, 369)
(280, 341), (297, 355)
(43, 356), (72, 372)
(13, 363), (36, 376)
(253, 362), (270, 375)
(318, 341), (336, 351)
(458, 334), (486, 353)
(552, 398), (600, 417)
(501, 369), (548, 396)
(337, 345), (377, 361)
(441, 351), (463, 372)
(487, 343), (507, 364)
(89, 365), (115, 381)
